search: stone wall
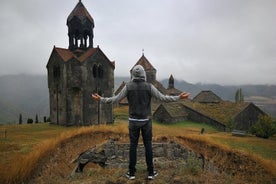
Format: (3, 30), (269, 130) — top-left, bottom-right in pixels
(74, 140), (217, 174)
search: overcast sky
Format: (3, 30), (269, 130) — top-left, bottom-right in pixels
(0, 0), (275, 85)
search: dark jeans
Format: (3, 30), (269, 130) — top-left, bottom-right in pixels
(128, 120), (153, 174)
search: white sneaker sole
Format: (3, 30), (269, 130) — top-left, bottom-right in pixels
(126, 175), (135, 180)
(148, 173), (158, 180)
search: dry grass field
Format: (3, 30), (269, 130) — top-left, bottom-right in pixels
(0, 106), (275, 183)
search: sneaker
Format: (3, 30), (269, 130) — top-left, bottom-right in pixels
(148, 170), (158, 180)
(125, 171), (135, 180)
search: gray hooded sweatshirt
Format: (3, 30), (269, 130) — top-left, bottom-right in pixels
(100, 65), (180, 120)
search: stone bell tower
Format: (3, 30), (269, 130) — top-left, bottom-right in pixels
(67, 0), (94, 50)
(47, 0), (115, 126)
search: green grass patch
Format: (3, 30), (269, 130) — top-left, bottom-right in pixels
(154, 120), (219, 133)
(0, 123), (78, 164)
(0, 119), (275, 183)
(209, 134), (276, 160)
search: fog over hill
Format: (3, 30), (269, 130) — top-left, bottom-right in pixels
(0, 74), (49, 123)
(0, 75), (275, 124)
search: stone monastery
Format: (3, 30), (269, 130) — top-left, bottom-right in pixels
(47, 1), (266, 132)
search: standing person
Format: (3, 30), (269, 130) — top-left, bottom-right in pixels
(92, 65), (190, 180)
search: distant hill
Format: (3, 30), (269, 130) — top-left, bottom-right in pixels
(160, 79), (276, 100)
(0, 74), (49, 123)
(160, 78), (276, 117)
(0, 74), (275, 124)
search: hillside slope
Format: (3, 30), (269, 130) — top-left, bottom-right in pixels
(0, 74), (275, 123)
(160, 79), (276, 117)
(0, 74), (49, 123)
(20, 129), (276, 183)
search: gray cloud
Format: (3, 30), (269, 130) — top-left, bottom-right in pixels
(0, 0), (275, 85)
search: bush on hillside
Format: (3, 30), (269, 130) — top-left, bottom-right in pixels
(47, 117), (51, 122)
(250, 115), (276, 139)
(35, 114), (39, 123)
(183, 156), (202, 176)
(19, 114), (22, 124)
(27, 118), (33, 124)
(43, 116), (47, 123)
(226, 118), (236, 131)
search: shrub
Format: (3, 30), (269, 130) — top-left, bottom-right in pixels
(250, 115), (276, 139)
(226, 118), (235, 131)
(183, 156), (202, 175)
(35, 114), (39, 123)
(47, 117), (51, 122)
(235, 88), (244, 103)
(19, 114), (23, 124)
(27, 118), (33, 124)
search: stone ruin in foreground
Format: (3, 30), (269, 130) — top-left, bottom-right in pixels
(71, 140), (217, 176)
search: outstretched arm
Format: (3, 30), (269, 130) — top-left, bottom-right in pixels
(91, 86), (127, 104)
(151, 84), (190, 102)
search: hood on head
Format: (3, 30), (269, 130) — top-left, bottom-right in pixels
(131, 65), (146, 81)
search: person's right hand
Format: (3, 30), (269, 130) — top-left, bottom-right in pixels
(179, 92), (190, 99)
(92, 93), (101, 101)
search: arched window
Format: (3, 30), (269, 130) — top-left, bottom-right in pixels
(53, 65), (60, 81)
(93, 64), (97, 78)
(93, 64), (103, 79)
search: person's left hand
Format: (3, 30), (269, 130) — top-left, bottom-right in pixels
(179, 92), (190, 99)
(92, 93), (101, 101)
